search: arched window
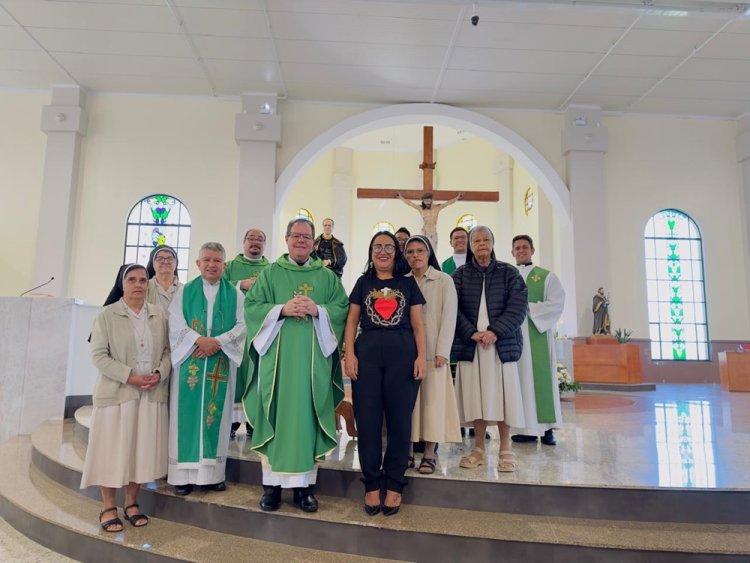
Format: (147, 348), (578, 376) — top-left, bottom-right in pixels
(124, 194), (191, 282)
(295, 208), (313, 222)
(644, 209), (708, 360)
(457, 213), (477, 231)
(372, 221), (395, 234)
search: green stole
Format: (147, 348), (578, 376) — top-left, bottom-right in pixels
(178, 277), (237, 463)
(526, 267), (556, 423)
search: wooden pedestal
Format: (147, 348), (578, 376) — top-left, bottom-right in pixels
(719, 351), (750, 392)
(573, 343), (643, 384)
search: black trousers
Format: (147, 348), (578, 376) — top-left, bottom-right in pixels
(352, 330), (420, 494)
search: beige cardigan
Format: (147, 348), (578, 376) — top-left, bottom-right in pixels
(408, 267), (458, 361)
(89, 299), (171, 407)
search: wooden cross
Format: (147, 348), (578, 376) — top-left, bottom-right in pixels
(207, 357), (228, 399)
(356, 126), (500, 202)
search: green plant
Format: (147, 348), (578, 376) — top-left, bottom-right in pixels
(557, 362), (581, 393)
(613, 328), (633, 344)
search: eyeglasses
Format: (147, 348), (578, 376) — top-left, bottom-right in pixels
(155, 256), (175, 263)
(245, 237), (265, 243)
(288, 233), (314, 241)
(372, 244), (396, 254)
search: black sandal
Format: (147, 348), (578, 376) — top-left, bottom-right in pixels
(123, 503), (149, 527)
(99, 507), (123, 532)
(418, 457), (437, 474)
(407, 455), (415, 469)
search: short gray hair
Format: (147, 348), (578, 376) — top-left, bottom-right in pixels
(470, 225), (495, 250)
(286, 218), (315, 239)
(198, 242), (226, 260)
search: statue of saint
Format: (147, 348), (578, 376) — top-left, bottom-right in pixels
(395, 192), (462, 250)
(592, 287), (611, 335)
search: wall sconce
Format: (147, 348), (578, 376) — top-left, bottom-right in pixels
(259, 103), (272, 115)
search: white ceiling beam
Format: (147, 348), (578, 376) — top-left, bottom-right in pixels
(558, 14), (641, 111)
(627, 14), (738, 111)
(164, 0), (216, 96)
(261, 0), (287, 100)
(0, 1), (79, 85)
(430, 5), (467, 104)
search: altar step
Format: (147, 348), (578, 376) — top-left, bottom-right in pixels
(1, 435), (388, 562)
(0, 419), (747, 562)
(73, 405), (750, 526)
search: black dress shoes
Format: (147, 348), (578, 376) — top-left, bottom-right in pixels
(511, 434), (538, 443)
(259, 485), (282, 512)
(230, 421), (240, 439)
(541, 429), (557, 446)
(174, 484), (193, 496)
(292, 486), (318, 513)
(203, 481), (226, 492)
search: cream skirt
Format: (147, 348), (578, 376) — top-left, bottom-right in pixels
(80, 397), (168, 489)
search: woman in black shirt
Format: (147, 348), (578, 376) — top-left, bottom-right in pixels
(344, 231), (426, 516)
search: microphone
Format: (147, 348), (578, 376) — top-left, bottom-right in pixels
(20, 276), (55, 297)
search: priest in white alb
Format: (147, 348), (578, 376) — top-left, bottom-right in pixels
(510, 235), (565, 446)
(167, 242), (246, 495)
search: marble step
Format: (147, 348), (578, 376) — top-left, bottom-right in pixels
(72, 407), (750, 525)
(27, 420), (750, 562)
(0, 435), (387, 563)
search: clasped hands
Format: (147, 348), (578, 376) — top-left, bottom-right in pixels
(194, 336), (221, 359)
(472, 330), (497, 349)
(128, 371), (160, 390)
(282, 294), (319, 319)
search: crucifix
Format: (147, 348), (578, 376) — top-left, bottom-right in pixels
(357, 125), (500, 249)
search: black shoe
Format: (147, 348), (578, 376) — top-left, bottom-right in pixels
(511, 434), (538, 443)
(203, 481), (226, 492)
(259, 485), (282, 512)
(541, 430), (557, 446)
(292, 486), (318, 513)
(174, 484), (193, 496)
(245, 422), (253, 437)
(230, 421), (240, 439)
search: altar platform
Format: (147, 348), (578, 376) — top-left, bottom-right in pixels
(1, 384), (749, 562)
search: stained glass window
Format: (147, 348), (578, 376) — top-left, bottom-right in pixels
(457, 214), (477, 231)
(644, 209), (708, 360)
(295, 208), (313, 222)
(124, 195), (191, 282)
(373, 221), (395, 234)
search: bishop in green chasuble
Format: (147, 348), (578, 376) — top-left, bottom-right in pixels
(168, 274), (246, 486)
(243, 254), (348, 488)
(514, 263), (566, 436)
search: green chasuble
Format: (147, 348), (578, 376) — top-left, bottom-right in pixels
(242, 255), (349, 474)
(178, 277), (237, 463)
(224, 254), (270, 293)
(441, 256), (457, 275)
(223, 254), (270, 402)
(525, 266), (555, 423)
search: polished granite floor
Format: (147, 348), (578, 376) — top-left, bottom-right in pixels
(227, 383), (750, 490)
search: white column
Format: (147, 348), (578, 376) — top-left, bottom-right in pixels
(736, 114), (750, 321)
(494, 152), (514, 262)
(562, 105), (609, 337)
(33, 85), (88, 297)
(332, 147), (354, 290)
(235, 93), (281, 256)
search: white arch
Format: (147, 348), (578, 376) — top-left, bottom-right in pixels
(275, 103), (570, 223)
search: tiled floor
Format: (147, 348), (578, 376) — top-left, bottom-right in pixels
(230, 383), (750, 490)
(0, 516), (76, 563)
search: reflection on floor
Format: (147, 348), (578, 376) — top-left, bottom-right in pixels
(230, 383), (750, 490)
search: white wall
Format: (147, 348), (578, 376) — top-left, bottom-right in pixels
(605, 115), (748, 340)
(0, 91), (48, 296)
(69, 94), (240, 304)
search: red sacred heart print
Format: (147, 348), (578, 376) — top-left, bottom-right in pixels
(374, 297), (398, 320)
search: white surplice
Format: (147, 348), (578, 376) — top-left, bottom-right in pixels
(167, 279), (246, 486)
(514, 264), (565, 436)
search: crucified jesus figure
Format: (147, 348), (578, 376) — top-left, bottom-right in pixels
(396, 191), (463, 251)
